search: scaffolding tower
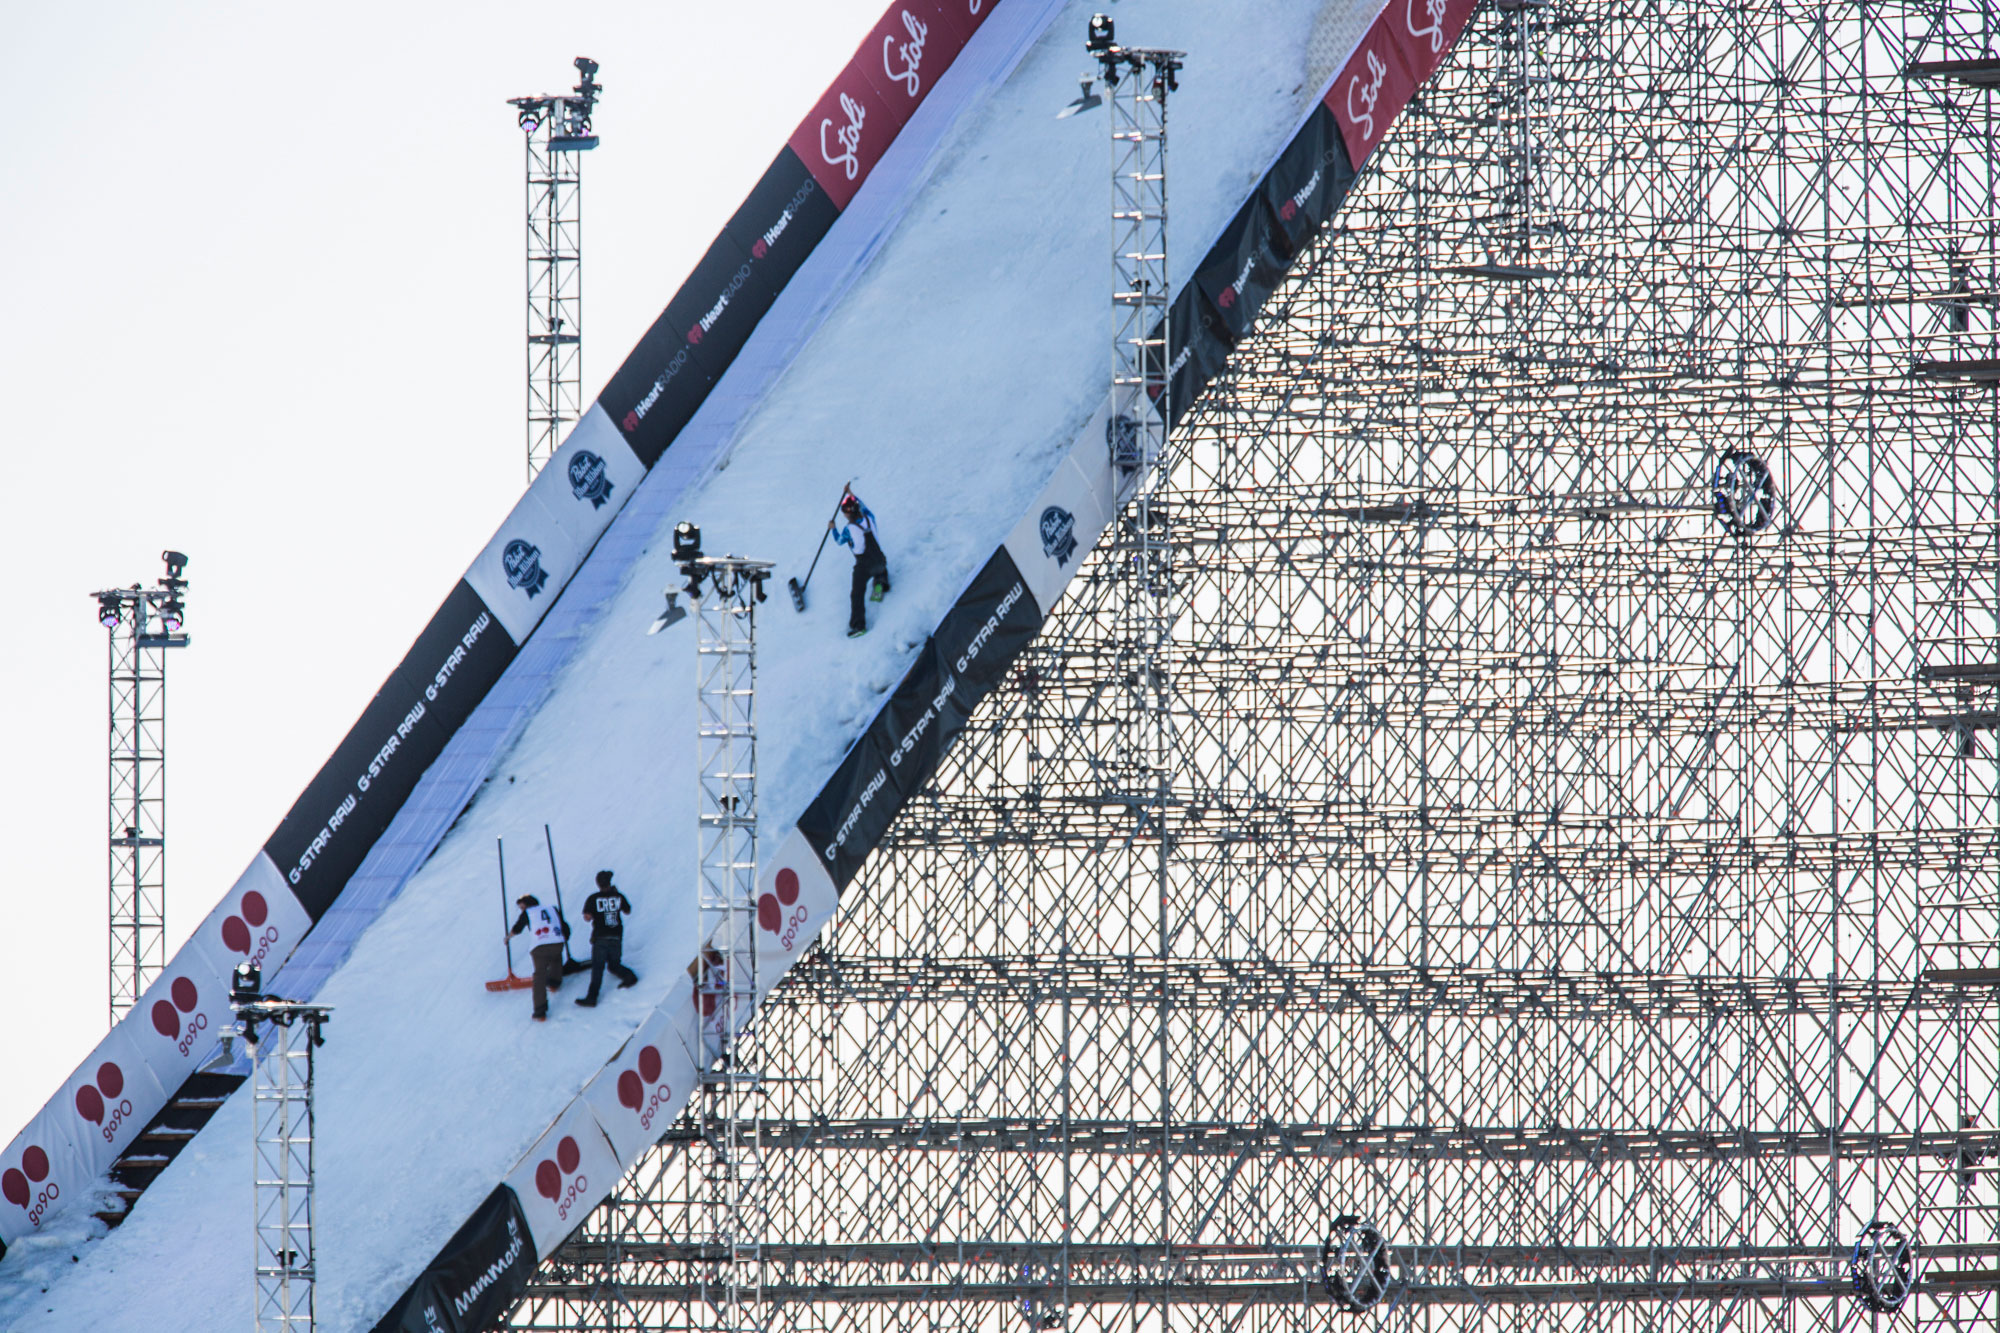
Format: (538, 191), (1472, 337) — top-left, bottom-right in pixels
(236, 989), (331, 1333)
(95, 554), (189, 1024)
(504, 0), (2000, 1329)
(512, 58), (601, 482)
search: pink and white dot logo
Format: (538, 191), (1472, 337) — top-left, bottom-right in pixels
(75, 1062), (135, 1145)
(151, 976), (209, 1058)
(757, 868), (809, 953)
(3, 1146), (57, 1226)
(534, 1135), (589, 1224)
(617, 1045), (675, 1135)
(220, 889), (280, 967)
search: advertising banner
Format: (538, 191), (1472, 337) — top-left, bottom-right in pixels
(1196, 196), (1292, 345)
(1261, 104), (1351, 257)
(526, 405), (648, 568)
(1327, 5), (1419, 167)
(677, 233), (783, 383)
(51, 1023), (170, 1185)
(463, 491), (585, 649)
(503, 1099), (623, 1259)
(0, 1099), (92, 1248)
(796, 728), (900, 890)
(184, 852), (312, 1010)
(123, 927), (239, 1109)
(856, 1), (969, 123)
(386, 581), (518, 744)
(598, 303), (717, 469)
(264, 669), (451, 918)
(788, 59), (898, 211)
(1154, 284), (1235, 428)
(723, 148), (841, 302)
(753, 829), (842, 987)
(932, 547), (1043, 715)
(580, 996), (701, 1166)
(369, 1185), (536, 1333)
(1001, 424), (1116, 619)
(877, 639), (970, 802)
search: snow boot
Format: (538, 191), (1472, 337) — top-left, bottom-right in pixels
(575, 995), (598, 1008)
(869, 580), (886, 603)
(848, 626), (868, 638)
(533, 1012), (548, 1022)
(618, 975), (640, 990)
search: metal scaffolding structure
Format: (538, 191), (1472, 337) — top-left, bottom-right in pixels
(511, 58), (601, 482)
(236, 987), (330, 1333)
(505, 0), (2000, 1330)
(95, 553), (189, 1025)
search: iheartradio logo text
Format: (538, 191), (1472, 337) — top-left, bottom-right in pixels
(757, 868), (808, 952)
(75, 1062), (134, 1145)
(2, 1146), (56, 1226)
(534, 1135), (589, 1224)
(616, 1044), (675, 1134)
(151, 976), (209, 1058)
(221, 889), (281, 971)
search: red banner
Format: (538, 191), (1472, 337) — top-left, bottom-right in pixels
(1327, 0), (1476, 166)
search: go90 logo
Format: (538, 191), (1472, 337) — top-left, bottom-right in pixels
(151, 976), (209, 1058)
(75, 1062), (134, 1145)
(2, 1146), (57, 1227)
(756, 868), (809, 953)
(534, 1135), (589, 1225)
(220, 889), (281, 969)
(617, 1045), (675, 1136)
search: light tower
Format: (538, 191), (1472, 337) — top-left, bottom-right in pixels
(510, 57), (602, 481)
(93, 550), (190, 1024)
(660, 524), (775, 1333)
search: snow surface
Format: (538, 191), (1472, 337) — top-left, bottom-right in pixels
(0, 0), (1353, 1326)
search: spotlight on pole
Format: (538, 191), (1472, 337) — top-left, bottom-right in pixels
(97, 594), (122, 629)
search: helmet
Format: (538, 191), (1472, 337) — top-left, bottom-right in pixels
(840, 494), (861, 516)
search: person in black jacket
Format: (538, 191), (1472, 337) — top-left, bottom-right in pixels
(575, 869), (640, 1006)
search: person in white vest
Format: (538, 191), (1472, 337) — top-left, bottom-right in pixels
(508, 893), (571, 1021)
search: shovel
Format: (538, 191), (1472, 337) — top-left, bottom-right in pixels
(484, 838), (534, 992)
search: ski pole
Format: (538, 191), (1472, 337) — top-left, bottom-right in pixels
(546, 824), (579, 967)
(499, 839), (516, 977)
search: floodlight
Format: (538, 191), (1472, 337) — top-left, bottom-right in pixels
(162, 550), (188, 580)
(672, 521), (703, 564)
(518, 107), (541, 134)
(232, 962), (262, 1006)
(1086, 14), (1115, 53)
(97, 594), (121, 629)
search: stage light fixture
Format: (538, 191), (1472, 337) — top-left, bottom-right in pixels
(672, 521), (703, 564)
(1086, 14), (1115, 53)
(97, 595), (121, 629)
(159, 598), (185, 632)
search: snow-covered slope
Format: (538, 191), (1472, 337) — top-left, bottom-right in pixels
(0, 0), (1475, 1325)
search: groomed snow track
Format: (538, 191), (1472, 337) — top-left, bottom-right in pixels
(0, 0), (1472, 1326)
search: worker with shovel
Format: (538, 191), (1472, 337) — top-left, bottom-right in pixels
(509, 893), (571, 1022)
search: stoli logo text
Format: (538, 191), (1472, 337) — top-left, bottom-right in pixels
(882, 11), (929, 97)
(820, 93), (867, 180)
(1405, 0), (1449, 53)
(1345, 48), (1389, 145)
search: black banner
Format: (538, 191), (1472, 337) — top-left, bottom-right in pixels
(724, 147), (840, 307)
(371, 1185), (535, 1333)
(1194, 196), (1290, 345)
(798, 549), (1043, 888)
(265, 668), (450, 920)
(1260, 104), (1352, 258)
(797, 728), (901, 890)
(388, 581), (517, 741)
(677, 232), (781, 382)
(934, 547), (1042, 712)
(599, 296), (716, 469)
(1147, 284), (1235, 428)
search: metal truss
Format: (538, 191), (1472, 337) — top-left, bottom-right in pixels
(241, 1000), (329, 1333)
(512, 59), (600, 482)
(505, 0), (2000, 1330)
(97, 569), (188, 1024)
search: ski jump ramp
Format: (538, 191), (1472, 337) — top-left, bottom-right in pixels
(0, 0), (1472, 1325)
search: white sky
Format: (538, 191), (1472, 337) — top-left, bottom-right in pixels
(0, 0), (895, 1144)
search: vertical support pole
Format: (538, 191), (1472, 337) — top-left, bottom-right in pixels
(692, 558), (771, 1333)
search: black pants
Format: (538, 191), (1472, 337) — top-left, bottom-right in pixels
(530, 943), (565, 1018)
(849, 550), (890, 631)
(584, 934), (639, 1000)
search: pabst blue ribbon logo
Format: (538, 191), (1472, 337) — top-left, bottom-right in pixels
(617, 1043), (675, 1134)
(2, 1145), (56, 1226)
(1039, 506), (1078, 567)
(76, 1062), (135, 1145)
(502, 540), (549, 598)
(1406, 0), (1448, 53)
(757, 868), (809, 952)
(567, 450), (612, 509)
(534, 1134), (589, 1224)
(820, 92), (867, 180)
(152, 976), (209, 1058)
(882, 10), (929, 97)
(1346, 48), (1389, 145)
